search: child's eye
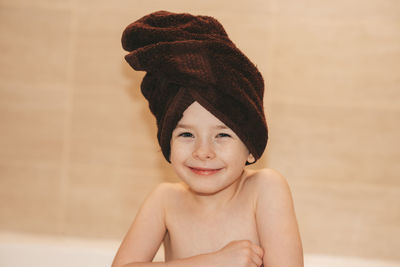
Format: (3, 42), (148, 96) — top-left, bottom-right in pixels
(216, 133), (231, 138)
(178, 132), (194, 138)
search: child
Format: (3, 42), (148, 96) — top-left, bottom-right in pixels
(112, 11), (303, 267)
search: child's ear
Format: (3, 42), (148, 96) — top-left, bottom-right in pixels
(247, 153), (255, 164)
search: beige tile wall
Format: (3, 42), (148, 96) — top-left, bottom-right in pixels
(0, 0), (399, 261)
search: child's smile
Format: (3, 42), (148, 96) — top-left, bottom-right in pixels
(188, 166), (223, 176)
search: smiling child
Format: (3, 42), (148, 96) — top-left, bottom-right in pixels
(112, 11), (303, 267)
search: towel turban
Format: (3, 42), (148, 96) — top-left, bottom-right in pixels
(122, 10), (268, 163)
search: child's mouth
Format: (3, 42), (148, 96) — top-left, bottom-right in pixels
(189, 167), (223, 176)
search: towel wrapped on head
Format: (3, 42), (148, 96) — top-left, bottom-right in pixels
(121, 10), (268, 163)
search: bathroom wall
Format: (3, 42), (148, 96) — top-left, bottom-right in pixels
(0, 0), (399, 262)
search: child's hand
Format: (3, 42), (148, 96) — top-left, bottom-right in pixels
(209, 240), (264, 267)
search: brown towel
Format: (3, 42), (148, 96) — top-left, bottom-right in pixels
(122, 10), (268, 163)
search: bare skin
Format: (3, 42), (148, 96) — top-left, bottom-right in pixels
(112, 102), (303, 267)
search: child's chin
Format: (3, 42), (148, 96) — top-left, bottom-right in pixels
(187, 182), (226, 195)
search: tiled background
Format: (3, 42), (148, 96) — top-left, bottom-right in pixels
(0, 0), (399, 262)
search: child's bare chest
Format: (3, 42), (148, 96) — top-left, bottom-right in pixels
(163, 200), (260, 260)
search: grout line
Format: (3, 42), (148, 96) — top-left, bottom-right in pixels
(268, 97), (400, 112)
(58, 0), (78, 235)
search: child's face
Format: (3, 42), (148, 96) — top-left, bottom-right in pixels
(170, 101), (254, 195)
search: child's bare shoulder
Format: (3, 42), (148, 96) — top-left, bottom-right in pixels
(150, 182), (188, 204)
(244, 168), (291, 197)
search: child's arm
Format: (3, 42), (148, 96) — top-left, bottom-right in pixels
(115, 239), (264, 267)
(111, 183), (169, 267)
(255, 169), (304, 267)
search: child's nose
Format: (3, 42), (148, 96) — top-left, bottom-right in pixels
(192, 140), (216, 160)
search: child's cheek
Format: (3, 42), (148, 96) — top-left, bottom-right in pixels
(171, 141), (192, 159)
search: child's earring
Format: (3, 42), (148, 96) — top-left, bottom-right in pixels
(247, 153), (256, 164)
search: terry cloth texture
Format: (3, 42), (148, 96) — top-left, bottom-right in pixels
(121, 10), (268, 163)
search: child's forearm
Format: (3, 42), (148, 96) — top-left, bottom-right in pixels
(118, 263), (166, 267)
(116, 253), (212, 267)
(164, 253), (213, 267)
(116, 240), (264, 267)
